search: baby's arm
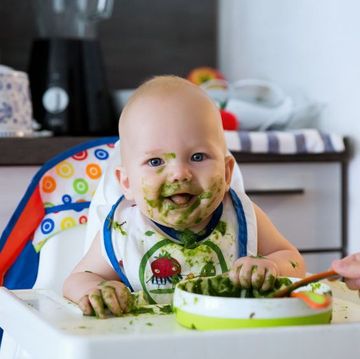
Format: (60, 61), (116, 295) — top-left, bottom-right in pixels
(229, 203), (306, 291)
(63, 234), (132, 318)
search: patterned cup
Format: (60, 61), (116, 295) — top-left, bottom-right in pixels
(0, 65), (33, 136)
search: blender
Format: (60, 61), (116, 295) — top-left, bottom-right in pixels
(28, 0), (116, 135)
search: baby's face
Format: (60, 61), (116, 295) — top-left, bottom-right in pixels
(118, 88), (233, 231)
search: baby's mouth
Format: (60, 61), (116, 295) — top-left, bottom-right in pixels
(166, 193), (195, 206)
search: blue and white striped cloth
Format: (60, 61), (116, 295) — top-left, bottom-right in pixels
(225, 129), (345, 154)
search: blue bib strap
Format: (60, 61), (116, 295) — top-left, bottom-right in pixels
(229, 188), (248, 257)
(103, 196), (134, 291)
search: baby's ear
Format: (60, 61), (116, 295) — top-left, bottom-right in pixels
(115, 166), (134, 200)
(224, 155), (235, 191)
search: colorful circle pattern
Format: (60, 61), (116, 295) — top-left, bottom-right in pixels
(42, 176), (57, 193)
(41, 218), (55, 235)
(60, 217), (77, 230)
(72, 150), (88, 161)
(94, 149), (109, 160)
(73, 178), (89, 194)
(56, 161), (74, 178)
(86, 163), (102, 179)
(79, 215), (88, 224)
(62, 194), (72, 204)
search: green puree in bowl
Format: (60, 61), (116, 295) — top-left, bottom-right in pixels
(177, 274), (293, 298)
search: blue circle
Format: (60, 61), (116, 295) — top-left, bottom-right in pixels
(41, 218), (55, 235)
(94, 149), (109, 160)
(62, 194), (72, 204)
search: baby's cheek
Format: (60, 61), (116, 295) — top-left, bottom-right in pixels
(141, 178), (161, 198)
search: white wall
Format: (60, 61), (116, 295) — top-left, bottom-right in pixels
(218, 0), (360, 253)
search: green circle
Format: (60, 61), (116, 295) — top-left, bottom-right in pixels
(73, 178), (89, 194)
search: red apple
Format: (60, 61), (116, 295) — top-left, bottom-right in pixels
(220, 109), (239, 131)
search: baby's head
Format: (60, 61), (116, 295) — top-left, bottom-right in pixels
(117, 75), (234, 231)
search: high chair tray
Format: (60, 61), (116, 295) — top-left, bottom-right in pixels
(0, 283), (360, 359)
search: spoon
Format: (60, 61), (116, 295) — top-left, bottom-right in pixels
(269, 269), (340, 298)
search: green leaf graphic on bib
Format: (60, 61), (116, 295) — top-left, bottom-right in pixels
(200, 260), (216, 277)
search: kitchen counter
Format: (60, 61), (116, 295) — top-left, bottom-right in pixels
(0, 282), (360, 359)
(0, 136), (351, 166)
(0, 137), (97, 166)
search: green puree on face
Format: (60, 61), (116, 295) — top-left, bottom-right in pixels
(178, 274), (292, 298)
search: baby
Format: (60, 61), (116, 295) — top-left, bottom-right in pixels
(63, 75), (305, 318)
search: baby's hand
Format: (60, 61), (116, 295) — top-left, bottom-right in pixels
(229, 256), (279, 292)
(78, 280), (133, 319)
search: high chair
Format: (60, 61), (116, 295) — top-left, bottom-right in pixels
(0, 136), (245, 358)
(0, 137), (119, 358)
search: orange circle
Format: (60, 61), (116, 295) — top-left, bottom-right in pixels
(42, 176), (57, 193)
(86, 163), (102, 179)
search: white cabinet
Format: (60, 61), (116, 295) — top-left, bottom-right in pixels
(0, 167), (39, 233)
(302, 252), (341, 273)
(240, 162), (344, 273)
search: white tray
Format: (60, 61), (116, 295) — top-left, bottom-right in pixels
(1, 281), (360, 359)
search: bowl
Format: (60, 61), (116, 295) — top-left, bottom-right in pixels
(173, 277), (332, 330)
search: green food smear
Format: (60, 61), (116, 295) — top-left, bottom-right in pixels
(160, 182), (181, 197)
(177, 274), (293, 298)
(250, 255), (266, 259)
(176, 197), (201, 226)
(215, 221), (227, 236)
(130, 304), (173, 316)
(178, 229), (198, 249)
(199, 191), (213, 200)
(112, 221), (127, 236)
(310, 282), (321, 291)
(164, 152), (176, 160)
(128, 290), (173, 316)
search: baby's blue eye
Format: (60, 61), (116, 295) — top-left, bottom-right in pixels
(148, 158), (164, 167)
(191, 153), (206, 162)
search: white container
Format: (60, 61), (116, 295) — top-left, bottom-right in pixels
(0, 65), (33, 137)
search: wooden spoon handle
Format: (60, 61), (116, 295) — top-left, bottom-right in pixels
(271, 269), (339, 298)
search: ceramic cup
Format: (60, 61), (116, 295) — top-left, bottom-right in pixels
(0, 65), (33, 136)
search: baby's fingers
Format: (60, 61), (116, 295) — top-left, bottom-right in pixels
(101, 285), (123, 317)
(251, 266), (266, 290)
(228, 265), (241, 287)
(88, 289), (107, 319)
(78, 295), (95, 316)
(261, 269), (277, 292)
(239, 264), (253, 288)
(113, 282), (132, 313)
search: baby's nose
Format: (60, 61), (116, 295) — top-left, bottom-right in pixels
(168, 163), (192, 182)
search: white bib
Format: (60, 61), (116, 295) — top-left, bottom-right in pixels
(102, 189), (257, 304)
